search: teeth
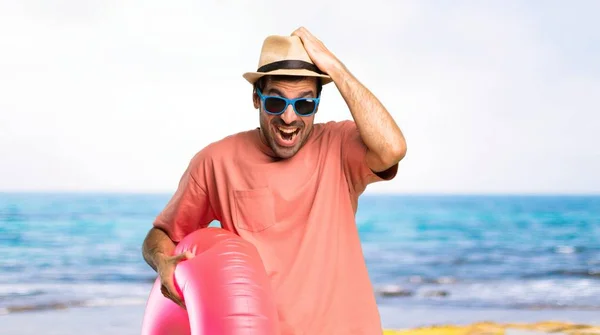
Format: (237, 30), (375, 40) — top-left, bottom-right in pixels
(278, 127), (298, 134)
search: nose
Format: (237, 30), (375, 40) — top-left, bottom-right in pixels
(280, 103), (298, 125)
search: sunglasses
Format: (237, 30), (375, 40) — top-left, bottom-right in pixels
(256, 88), (320, 116)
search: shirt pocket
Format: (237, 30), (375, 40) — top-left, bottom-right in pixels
(233, 187), (276, 232)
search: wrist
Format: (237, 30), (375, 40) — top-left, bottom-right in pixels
(154, 251), (170, 265)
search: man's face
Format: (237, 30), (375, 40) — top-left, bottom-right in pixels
(254, 77), (319, 159)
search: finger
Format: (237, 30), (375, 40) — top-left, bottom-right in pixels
(161, 284), (185, 307)
(299, 26), (312, 37)
(173, 250), (195, 262)
(163, 279), (184, 303)
(293, 29), (323, 50)
(184, 250), (195, 259)
(166, 292), (185, 308)
(160, 284), (174, 300)
(296, 27), (317, 41)
(294, 26), (308, 34)
(291, 27), (307, 39)
(167, 292), (186, 310)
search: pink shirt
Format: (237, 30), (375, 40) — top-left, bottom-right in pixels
(154, 120), (398, 334)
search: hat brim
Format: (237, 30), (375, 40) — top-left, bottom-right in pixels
(243, 68), (333, 85)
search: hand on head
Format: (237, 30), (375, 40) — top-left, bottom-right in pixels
(290, 26), (342, 76)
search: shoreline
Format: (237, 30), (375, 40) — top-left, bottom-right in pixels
(2, 303), (599, 335)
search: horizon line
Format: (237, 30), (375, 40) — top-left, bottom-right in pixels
(1, 190), (599, 197)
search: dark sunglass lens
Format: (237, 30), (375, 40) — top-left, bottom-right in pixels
(264, 97), (287, 114)
(295, 99), (316, 115)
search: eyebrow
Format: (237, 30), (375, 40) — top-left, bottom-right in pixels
(266, 88), (316, 99)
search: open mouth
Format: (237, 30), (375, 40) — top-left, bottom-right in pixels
(275, 126), (301, 147)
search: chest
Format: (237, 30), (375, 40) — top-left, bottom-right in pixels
(233, 143), (341, 200)
(220, 143), (346, 232)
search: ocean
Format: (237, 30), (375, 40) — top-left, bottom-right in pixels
(1, 193), (599, 316)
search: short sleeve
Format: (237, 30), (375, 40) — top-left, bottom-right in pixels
(153, 153), (216, 243)
(338, 120), (398, 195)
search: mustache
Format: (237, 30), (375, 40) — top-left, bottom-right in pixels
(272, 118), (303, 128)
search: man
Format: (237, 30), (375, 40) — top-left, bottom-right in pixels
(142, 27), (407, 334)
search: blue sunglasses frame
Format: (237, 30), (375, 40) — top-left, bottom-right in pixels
(255, 88), (320, 116)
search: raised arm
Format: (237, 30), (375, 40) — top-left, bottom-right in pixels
(292, 27), (407, 172)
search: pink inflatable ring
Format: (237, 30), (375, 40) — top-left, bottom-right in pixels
(141, 227), (280, 335)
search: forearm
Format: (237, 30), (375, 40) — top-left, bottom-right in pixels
(142, 227), (176, 272)
(329, 63), (407, 167)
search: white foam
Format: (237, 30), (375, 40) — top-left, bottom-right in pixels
(82, 297), (147, 307)
(420, 278), (600, 308)
(555, 246), (576, 254)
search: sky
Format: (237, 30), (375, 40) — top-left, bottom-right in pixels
(1, 0), (599, 194)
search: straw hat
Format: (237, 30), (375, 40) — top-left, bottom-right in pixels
(243, 35), (333, 85)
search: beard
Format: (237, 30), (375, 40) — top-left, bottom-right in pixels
(259, 114), (310, 159)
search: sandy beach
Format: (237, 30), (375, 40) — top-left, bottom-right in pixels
(1, 304), (599, 335)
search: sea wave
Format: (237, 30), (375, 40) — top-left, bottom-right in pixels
(0, 283), (153, 310)
(0, 297), (149, 315)
(375, 278), (600, 310)
(522, 269), (600, 279)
